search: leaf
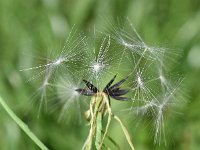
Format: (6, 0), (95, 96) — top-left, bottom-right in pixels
(83, 79), (99, 93)
(103, 74), (117, 93)
(111, 96), (130, 101)
(95, 112), (102, 149)
(108, 76), (129, 91)
(75, 88), (95, 96)
(109, 89), (129, 96)
(113, 115), (135, 150)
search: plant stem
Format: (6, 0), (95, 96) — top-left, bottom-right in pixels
(113, 114), (135, 150)
(95, 111), (102, 149)
(0, 95), (48, 150)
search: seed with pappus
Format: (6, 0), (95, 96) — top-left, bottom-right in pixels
(22, 21), (185, 149)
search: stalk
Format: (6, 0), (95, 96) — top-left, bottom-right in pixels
(82, 93), (135, 150)
(0, 95), (48, 150)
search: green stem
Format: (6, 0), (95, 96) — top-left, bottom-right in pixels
(113, 115), (135, 150)
(0, 95), (48, 150)
(95, 112), (102, 149)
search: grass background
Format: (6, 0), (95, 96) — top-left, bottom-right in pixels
(0, 0), (200, 149)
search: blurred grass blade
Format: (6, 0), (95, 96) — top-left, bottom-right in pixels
(95, 112), (102, 149)
(0, 95), (48, 150)
(113, 114), (135, 150)
(101, 130), (120, 150)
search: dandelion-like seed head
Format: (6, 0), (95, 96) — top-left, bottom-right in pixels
(159, 74), (165, 82)
(72, 86), (80, 96)
(120, 38), (132, 48)
(91, 62), (104, 74)
(53, 57), (65, 66)
(137, 75), (144, 88)
(42, 78), (49, 87)
(24, 21), (184, 147)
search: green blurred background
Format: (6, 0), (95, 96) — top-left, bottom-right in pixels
(0, 0), (200, 149)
